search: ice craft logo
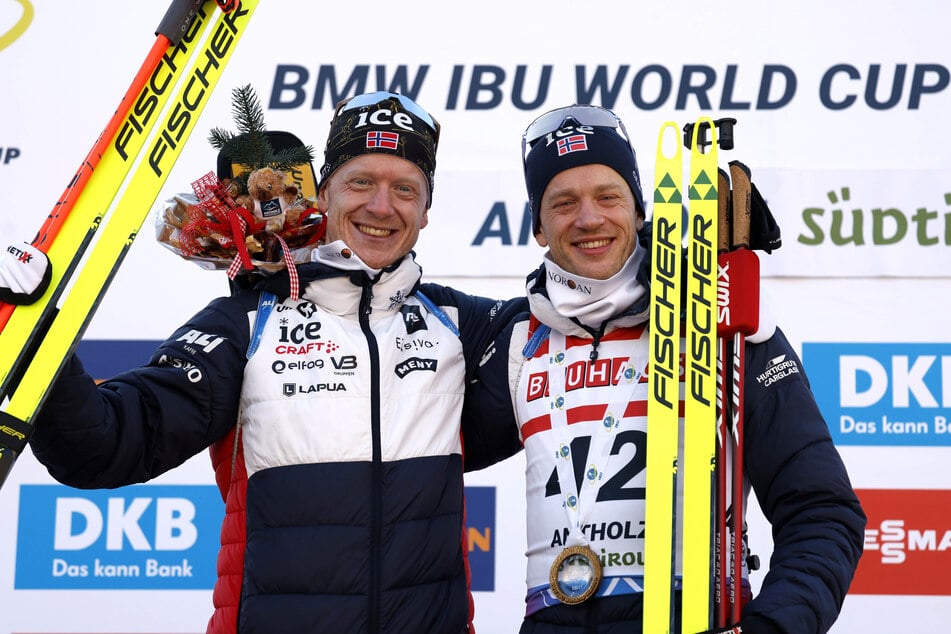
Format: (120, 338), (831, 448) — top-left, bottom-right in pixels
(0, 0), (32, 53)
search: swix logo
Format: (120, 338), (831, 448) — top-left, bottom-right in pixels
(526, 357), (643, 401)
(851, 489), (951, 595)
(717, 259), (731, 325)
(175, 330), (225, 353)
(400, 305), (427, 334)
(547, 270), (592, 294)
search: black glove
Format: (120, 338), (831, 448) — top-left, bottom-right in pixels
(0, 241), (51, 305)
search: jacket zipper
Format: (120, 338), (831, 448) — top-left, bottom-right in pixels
(360, 281), (383, 633)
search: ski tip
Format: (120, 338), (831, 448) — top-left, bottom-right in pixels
(656, 121), (682, 161)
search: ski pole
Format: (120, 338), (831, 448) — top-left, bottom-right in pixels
(714, 166), (733, 628)
(725, 160), (760, 624)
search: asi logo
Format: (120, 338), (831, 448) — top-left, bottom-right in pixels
(0, 0), (32, 54)
(16, 484), (223, 590)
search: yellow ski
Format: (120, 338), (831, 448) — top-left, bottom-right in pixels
(644, 121), (684, 634)
(682, 117), (719, 633)
(0, 0), (258, 488)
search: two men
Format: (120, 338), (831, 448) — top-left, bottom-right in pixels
(3, 96), (864, 633)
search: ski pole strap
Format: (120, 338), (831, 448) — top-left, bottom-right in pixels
(0, 411), (33, 453)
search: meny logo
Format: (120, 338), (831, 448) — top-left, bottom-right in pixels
(16, 484), (223, 590)
(803, 343), (951, 446)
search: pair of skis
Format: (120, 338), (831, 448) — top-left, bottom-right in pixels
(645, 117), (759, 632)
(0, 0), (258, 489)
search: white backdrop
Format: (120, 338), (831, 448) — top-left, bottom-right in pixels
(1, 1), (949, 632)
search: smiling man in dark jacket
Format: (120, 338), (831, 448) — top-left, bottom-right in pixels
(465, 104), (866, 634)
(18, 92), (523, 634)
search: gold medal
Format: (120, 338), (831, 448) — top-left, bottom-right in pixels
(548, 544), (603, 605)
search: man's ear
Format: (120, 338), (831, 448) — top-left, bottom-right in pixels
(535, 228), (548, 248)
(420, 208), (429, 230)
(316, 185), (329, 212)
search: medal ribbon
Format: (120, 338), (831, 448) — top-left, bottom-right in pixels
(547, 330), (643, 549)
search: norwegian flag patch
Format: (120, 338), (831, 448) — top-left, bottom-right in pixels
(557, 134), (588, 155)
(366, 130), (399, 149)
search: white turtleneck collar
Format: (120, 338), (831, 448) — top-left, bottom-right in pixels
(303, 240), (421, 318)
(540, 241), (648, 329)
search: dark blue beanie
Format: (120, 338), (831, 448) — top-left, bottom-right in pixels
(524, 122), (645, 234)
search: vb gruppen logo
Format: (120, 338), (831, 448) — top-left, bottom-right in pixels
(0, 0), (32, 54)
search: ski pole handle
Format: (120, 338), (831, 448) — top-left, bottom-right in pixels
(728, 161), (752, 250)
(717, 167), (731, 253)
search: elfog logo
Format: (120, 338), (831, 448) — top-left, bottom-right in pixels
(0, 0), (32, 54)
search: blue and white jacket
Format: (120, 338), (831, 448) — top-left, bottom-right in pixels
(30, 250), (523, 634)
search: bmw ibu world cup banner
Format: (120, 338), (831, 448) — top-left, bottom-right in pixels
(1, 1), (950, 633)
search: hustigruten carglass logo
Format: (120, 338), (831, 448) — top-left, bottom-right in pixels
(16, 484), (224, 590)
(0, 0), (32, 53)
(803, 342), (951, 446)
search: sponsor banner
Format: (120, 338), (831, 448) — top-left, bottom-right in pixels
(16, 484), (223, 590)
(803, 342), (951, 446)
(414, 168), (951, 279)
(754, 170), (950, 278)
(852, 489), (951, 596)
(466, 486), (497, 591)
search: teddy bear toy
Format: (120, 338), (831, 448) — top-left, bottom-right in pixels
(236, 166), (302, 232)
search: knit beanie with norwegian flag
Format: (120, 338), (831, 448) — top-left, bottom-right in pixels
(523, 121), (645, 234)
(318, 94), (439, 207)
